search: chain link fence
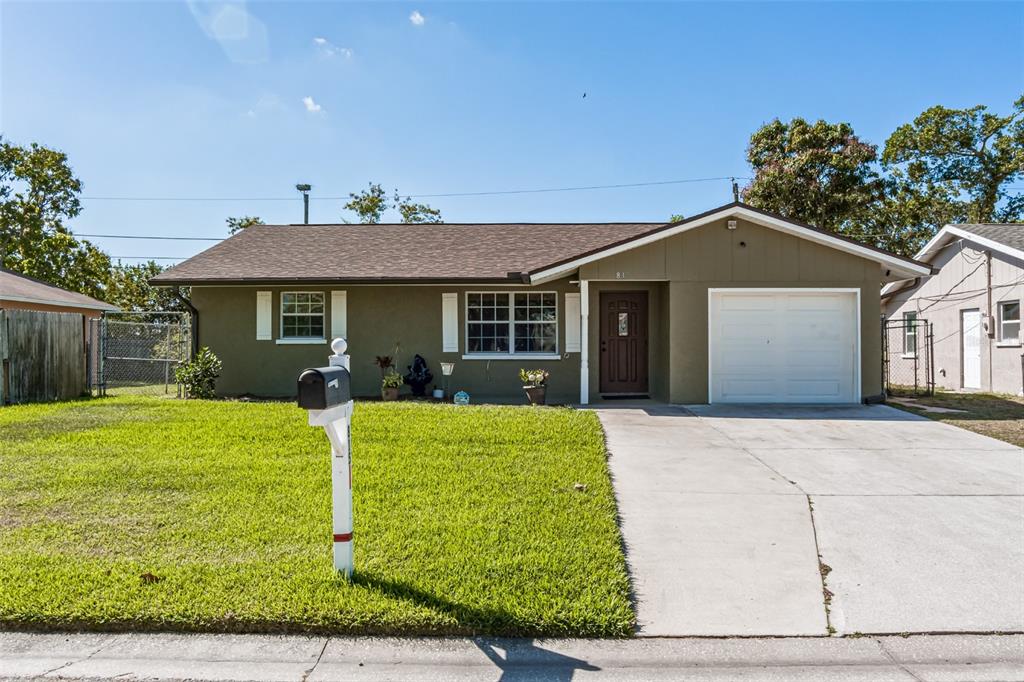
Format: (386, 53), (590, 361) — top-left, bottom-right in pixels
(882, 316), (934, 396)
(90, 312), (192, 397)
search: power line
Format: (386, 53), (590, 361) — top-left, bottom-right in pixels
(408, 176), (749, 198)
(78, 175), (751, 202)
(75, 233), (222, 241)
(110, 256), (186, 261)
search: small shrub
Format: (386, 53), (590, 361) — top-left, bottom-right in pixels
(382, 371), (403, 389)
(175, 347), (222, 399)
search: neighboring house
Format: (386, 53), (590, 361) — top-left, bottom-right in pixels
(883, 223), (1024, 395)
(0, 268), (118, 318)
(151, 201), (929, 404)
(0, 269), (118, 403)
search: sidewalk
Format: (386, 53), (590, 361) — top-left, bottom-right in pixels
(2, 631), (1022, 681)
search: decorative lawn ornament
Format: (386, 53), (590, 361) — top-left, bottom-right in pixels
(404, 354), (433, 397)
(454, 390), (470, 405)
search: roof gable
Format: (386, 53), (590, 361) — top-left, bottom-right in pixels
(527, 203), (931, 283)
(881, 222), (1024, 299)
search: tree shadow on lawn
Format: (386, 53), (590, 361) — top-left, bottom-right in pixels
(354, 573), (602, 680)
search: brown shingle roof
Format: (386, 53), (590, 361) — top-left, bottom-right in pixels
(952, 223), (1024, 253)
(0, 269), (118, 311)
(150, 222), (663, 285)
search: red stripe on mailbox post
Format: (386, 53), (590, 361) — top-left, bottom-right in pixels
(333, 532), (353, 542)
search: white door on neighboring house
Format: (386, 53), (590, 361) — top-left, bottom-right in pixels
(961, 309), (982, 390)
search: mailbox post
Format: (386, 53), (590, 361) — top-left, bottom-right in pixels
(297, 338), (354, 578)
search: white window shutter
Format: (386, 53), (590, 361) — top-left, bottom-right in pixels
(564, 293), (581, 352)
(331, 291), (347, 339)
(442, 293), (458, 352)
(255, 291), (272, 340)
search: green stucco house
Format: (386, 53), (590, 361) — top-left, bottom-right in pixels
(151, 202), (930, 404)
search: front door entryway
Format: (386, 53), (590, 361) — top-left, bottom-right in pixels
(599, 292), (648, 394)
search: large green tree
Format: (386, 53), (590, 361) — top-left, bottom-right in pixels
(0, 139), (111, 298)
(226, 215), (264, 235)
(741, 118), (883, 234)
(882, 95), (1024, 224)
(344, 182), (443, 223)
(104, 261), (185, 312)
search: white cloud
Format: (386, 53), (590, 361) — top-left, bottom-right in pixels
(409, 10), (425, 26)
(313, 36), (353, 59)
(302, 96), (322, 113)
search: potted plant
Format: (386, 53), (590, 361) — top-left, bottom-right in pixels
(382, 371), (402, 401)
(520, 368), (550, 405)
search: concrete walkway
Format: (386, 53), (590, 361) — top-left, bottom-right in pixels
(3, 631), (1023, 681)
(596, 404), (1024, 637)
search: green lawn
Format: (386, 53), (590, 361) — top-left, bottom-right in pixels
(0, 397), (632, 637)
(890, 390), (1024, 447)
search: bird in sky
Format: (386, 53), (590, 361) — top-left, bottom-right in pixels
(582, 92), (587, 98)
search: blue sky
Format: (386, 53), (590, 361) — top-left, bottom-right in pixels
(2, 1), (1022, 265)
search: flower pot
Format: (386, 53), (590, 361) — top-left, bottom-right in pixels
(524, 385), (547, 405)
(382, 387), (399, 401)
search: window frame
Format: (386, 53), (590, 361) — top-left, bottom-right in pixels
(463, 291), (560, 360)
(997, 299), (1021, 347)
(278, 291), (326, 343)
(902, 311), (918, 358)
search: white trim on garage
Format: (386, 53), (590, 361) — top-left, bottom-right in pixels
(707, 287), (862, 404)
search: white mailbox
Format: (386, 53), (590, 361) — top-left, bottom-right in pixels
(298, 337), (355, 578)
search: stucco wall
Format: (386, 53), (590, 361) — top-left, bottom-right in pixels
(883, 241), (1024, 395)
(191, 279), (581, 402)
(583, 217), (883, 403)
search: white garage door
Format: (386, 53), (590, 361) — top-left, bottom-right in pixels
(709, 289), (859, 404)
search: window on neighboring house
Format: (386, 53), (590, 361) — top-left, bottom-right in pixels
(903, 311), (918, 356)
(998, 300), (1020, 344)
(466, 292), (557, 355)
(281, 292), (325, 339)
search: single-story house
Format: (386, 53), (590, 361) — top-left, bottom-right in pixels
(883, 223), (1024, 395)
(1, 268), (118, 403)
(151, 201), (930, 404)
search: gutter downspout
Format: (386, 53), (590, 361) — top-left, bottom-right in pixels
(986, 250), (993, 391)
(173, 287), (199, 356)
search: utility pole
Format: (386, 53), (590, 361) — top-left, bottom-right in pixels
(296, 184), (312, 224)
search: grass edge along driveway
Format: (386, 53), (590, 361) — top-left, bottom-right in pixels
(889, 390), (1024, 448)
(0, 397), (633, 637)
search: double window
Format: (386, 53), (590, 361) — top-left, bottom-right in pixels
(903, 311), (918, 356)
(466, 292), (557, 355)
(998, 300), (1020, 345)
(281, 292), (325, 339)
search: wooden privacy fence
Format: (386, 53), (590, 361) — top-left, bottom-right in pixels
(0, 309), (88, 404)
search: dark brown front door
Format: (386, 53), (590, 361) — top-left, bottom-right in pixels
(599, 292), (648, 394)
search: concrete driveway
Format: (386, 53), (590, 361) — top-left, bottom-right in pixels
(595, 404), (1024, 637)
